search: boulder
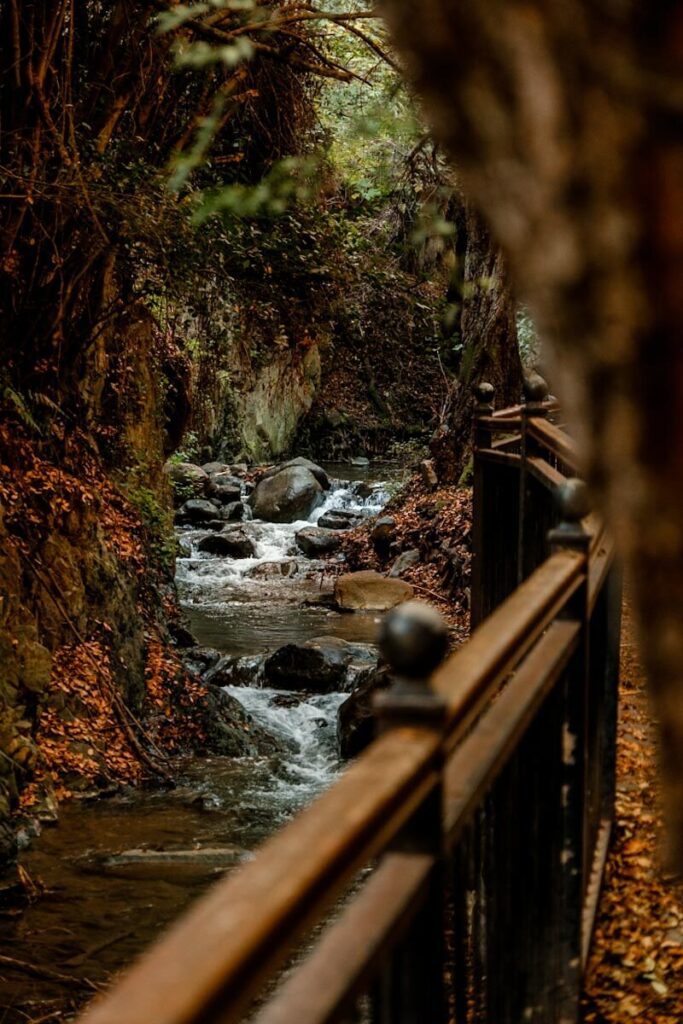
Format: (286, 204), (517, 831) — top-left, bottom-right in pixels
(262, 457), (330, 491)
(334, 571), (413, 611)
(295, 527), (342, 557)
(212, 483), (242, 505)
(338, 666), (390, 759)
(205, 653), (264, 688)
(201, 462), (231, 476)
(318, 509), (361, 530)
(353, 481), (373, 500)
(264, 636), (378, 693)
(175, 498), (220, 525)
(182, 646), (222, 678)
(164, 462), (209, 504)
(246, 560), (299, 580)
(249, 465), (324, 523)
(210, 472), (243, 489)
(224, 501), (246, 521)
(230, 463), (249, 476)
(389, 549), (421, 577)
(419, 458), (439, 490)
(198, 530), (256, 558)
(202, 688), (281, 757)
(371, 516), (396, 557)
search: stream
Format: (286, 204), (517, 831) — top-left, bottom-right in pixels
(0, 461), (405, 1022)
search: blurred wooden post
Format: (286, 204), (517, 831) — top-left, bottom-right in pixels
(548, 479), (591, 1024)
(518, 374), (550, 583)
(471, 381), (495, 628)
(373, 601), (449, 1024)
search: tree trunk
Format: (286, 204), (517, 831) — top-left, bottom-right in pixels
(380, 0), (683, 868)
(431, 204), (522, 482)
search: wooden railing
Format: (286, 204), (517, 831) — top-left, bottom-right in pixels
(79, 378), (620, 1024)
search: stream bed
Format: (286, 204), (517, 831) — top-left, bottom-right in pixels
(0, 461), (405, 1022)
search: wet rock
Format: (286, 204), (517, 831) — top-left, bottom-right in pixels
(169, 620), (196, 647)
(224, 501), (246, 521)
(420, 459), (439, 490)
(249, 465), (324, 523)
(212, 483), (242, 505)
(205, 654), (264, 688)
(338, 666), (390, 759)
(176, 498), (221, 525)
(198, 530), (256, 558)
(204, 519), (227, 531)
(95, 846), (247, 880)
(318, 509), (361, 531)
(295, 527), (342, 557)
(202, 688), (281, 757)
(211, 472), (243, 489)
(264, 636), (378, 694)
(246, 560), (299, 580)
(230, 463), (249, 476)
(371, 516), (396, 558)
(334, 571), (413, 611)
(182, 646), (222, 677)
(164, 462), (209, 504)
(201, 462), (231, 476)
(353, 481), (373, 500)
(268, 693), (303, 709)
(262, 457), (330, 491)
(389, 549), (421, 577)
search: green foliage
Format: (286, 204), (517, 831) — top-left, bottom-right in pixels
(517, 308), (540, 367)
(124, 485), (177, 576)
(169, 432), (203, 465)
(1, 384), (41, 434)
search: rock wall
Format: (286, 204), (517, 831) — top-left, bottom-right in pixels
(239, 342), (321, 462)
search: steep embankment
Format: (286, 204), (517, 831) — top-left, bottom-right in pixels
(0, 310), (242, 864)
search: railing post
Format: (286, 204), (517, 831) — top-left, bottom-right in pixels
(373, 601), (449, 1024)
(518, 373), (550, 584)
(471, 382), (495, 628)
(548, 479), (591, 1024)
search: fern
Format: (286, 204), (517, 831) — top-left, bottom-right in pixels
(2, 385), (41, 434)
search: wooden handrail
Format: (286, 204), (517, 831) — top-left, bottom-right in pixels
(443, 619), (580, 844)
(435, 550), (584, 750)
(251, 853), (435, 1024)
(527, 416), (578, 468)
(78, 728), (440, 1024)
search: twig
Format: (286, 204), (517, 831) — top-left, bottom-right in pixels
(408, 581), (450, 604)
(0, 955), (101, 993)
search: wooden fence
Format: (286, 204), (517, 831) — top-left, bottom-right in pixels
(79, 378), (621, 1024)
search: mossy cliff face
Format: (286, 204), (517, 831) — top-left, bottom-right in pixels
(240, 342), (321, 462)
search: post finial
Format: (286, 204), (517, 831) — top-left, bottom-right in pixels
(379, 600), (449, 683)
(556, 478), (591, 523)
(474, 381), (495, 406)
(375, 601), (449, 730)
(523, 372), (549, 404)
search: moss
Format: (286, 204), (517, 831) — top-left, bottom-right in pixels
(123, 485), (176, 577)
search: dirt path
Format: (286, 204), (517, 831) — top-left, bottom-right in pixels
(582, 604), (683, 1022)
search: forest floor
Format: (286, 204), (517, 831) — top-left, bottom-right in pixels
(582, 602), (683, 1023)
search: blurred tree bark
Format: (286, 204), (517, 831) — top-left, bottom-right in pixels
(381, 0), (683, 868)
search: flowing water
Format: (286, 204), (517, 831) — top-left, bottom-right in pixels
(0, 461), (405, 1022)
